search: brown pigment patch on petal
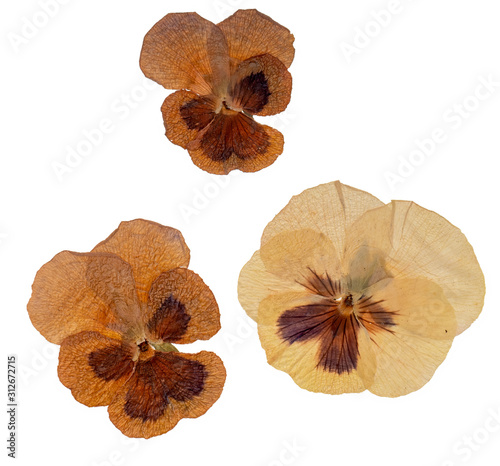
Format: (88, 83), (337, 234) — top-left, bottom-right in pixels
(180, 96), (216, 131)
(124, 352), (206, 422)
(147, 294), (191, 342)
(231, 71), (271, 114)
(277, 301), (360, 375)
(356, 296), (396, 335)
(195, 110), (270, 161)
(88, 343), (135, 382)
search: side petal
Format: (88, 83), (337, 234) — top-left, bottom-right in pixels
(187, 112), (284, 174)
(217, 9), (295, 70)
(345, 201), (485, 335)
(361, 278), (456, 397)
(260, 181), (385, 251)
(92, 219), (190, 303)
(27, 251), (141, 344)
(162, 90), (217, 149)
(108, 351), (225, 438)
(258, 292), (376, 394)
(58, 331), (135, 407)
(228, 54), (292, 116)
(238, 250), (304, 322)
(146, 268), (221, 344)
(140, 12), (230, 95)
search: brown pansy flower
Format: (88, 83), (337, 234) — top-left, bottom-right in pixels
(238, 182), (485, 397)
(140, 9), (294, 174)
(27, 219), (225, 438)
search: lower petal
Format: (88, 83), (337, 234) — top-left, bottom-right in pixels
(58, 331), (135, 407)
(258, 292), (376, 394)
(187, 113), (284, 174)
(108, 351), (225, 438)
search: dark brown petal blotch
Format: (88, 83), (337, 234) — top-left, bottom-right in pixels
(231, 71), (271, 114)
(124, 352), (206, 421)
(199, 112), (270, 161)
(147, 294), (191, 342)
(88, 344), (134, 381)
(180, 97), (215, 131)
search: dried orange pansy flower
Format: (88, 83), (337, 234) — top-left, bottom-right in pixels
(27, 219), (225, 438)
(238, 182), (485, 397)
(140, 9), (294, 174)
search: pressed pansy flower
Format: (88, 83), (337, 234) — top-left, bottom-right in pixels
(140, 9), (294, 174)
(27, 219), (225, 438)
(238, 182), (485, 397)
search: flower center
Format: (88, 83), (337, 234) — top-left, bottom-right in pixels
(337, 294), (354, 317)
(138, 341), (150, 353)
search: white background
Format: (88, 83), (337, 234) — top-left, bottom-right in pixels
(2, 0), (500, 465)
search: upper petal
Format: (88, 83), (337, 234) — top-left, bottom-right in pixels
(260, 181), (385, 251)
(140, 12), (230, 95)
(345, 200), (485, 335)
(92, 219), (190, 303)
(217, 9), (295, 70)
(28, 251), (142, 344)
(108, 351), (226, 438)
(146, 267), (221, 344)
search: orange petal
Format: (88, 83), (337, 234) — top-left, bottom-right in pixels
(108, 351), (225, 438)
(27, 251), (141, 344)
(228, 54), (292, 116)
(140, 12), (230, 95)
(146, 268), (220, 344)
(218, 9), (295, 70)
(58, 331), (136, 407)
(92, 219), (190, 303)
(187, 111), (284, 174)
(162, 90), (217, 149)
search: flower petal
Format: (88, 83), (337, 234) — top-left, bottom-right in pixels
(258, 292), (376, 394)
(108, 351), (225, 438)
(259, 229), (342, 285)
(217, 9), (295, 70)
(162, 90), (217, 149)
(146, 268), (220, 344)
(238, 250), (304, 322)
(360, 278), (456, 397)
(58, 331), (135, 407)
(140, 12), (230, 95)
(229, 54), (292, 116)
(345, 201), (485, 335)
(260, 181), (384, 250)
(28, 251), (141, 344)
(187, 112), (284, 174)
(92, 219), (190, 303)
